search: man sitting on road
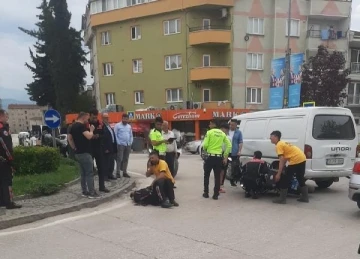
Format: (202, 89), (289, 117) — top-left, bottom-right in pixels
(146, 151), (179, 208)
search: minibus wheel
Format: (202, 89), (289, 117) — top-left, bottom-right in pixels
(315, 180), (334, 189)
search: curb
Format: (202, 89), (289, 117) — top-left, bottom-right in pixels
(0, 180), (136, 231)
(13, 177), (81, 202)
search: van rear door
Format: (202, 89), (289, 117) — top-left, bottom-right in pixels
(310, 114), (357, 171)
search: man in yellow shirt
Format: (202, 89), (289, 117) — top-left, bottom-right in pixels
(270, 130), (309, 204)
(202, 120), (231, 200)
(146, 151), (178, 208)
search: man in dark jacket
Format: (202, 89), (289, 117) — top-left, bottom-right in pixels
(89, 109), (109, 193)
(242, 151), (269, 199)
(101, 113), (117, 181)
(0, 110), (21, 209)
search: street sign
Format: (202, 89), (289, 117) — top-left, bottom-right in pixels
(127, 111), (135, 120)
(303, 102), (315, 107)
(44, 109), (61, 129)
(44, 109), (61, 148)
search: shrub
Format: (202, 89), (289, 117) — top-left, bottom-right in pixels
(13, 146), (61, 175)
(26, 181), (63, 197)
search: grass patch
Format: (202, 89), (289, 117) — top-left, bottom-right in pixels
(12, 158), (80, 197)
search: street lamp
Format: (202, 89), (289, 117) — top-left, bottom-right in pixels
(283, 0), (292, 108)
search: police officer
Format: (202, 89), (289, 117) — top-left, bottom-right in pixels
(149, 117), (168, 160)
(0, 110), (21, 209)
(202, 120), (231, 200)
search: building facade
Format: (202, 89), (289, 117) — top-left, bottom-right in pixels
(7, 104), (47, 133)
(82, 0), (352, 111)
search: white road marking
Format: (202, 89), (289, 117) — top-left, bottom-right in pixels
(0, 171), (146, 237)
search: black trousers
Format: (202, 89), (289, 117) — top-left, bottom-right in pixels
(230, 156), (241, 180)
(152, 178), (175, 202)
(93, 152), (105, 190)
(203, 156), (222, 196)
(103, 152), (115, 178)
(165, 152), (175, 177)
(278, 161), (306, 189)
(243, 178), (260, 193)
(0, 163), (13, 206)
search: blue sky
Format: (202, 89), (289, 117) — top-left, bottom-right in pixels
(0, 0), (360, 101)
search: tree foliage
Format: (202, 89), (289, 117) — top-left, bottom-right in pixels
(301, 45), (349, 106)
(20, 0), (87, 115)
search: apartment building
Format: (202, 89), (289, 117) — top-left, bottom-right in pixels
(7, 104), (47, 134)
(346, 31), (360, 125)
(82, 0), (352, 111)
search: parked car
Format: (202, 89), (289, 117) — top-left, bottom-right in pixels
(184, 140), (202, 154)
(349, 161), (360, 209)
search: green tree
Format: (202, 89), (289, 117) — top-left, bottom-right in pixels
(19, 0), (56, 108)
(48, 0), (87, 114)
(20, 0), (88, 115)
(301, 45), (349, 106)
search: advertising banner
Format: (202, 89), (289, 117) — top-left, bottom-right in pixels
(269, 53), (304, 109)
(288, 53), (304, 108)
(269, 57), (285, 109)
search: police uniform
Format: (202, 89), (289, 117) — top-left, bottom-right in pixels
(202, 128), (231, 199)
(149, 128), (166, 160)
(0, 122), (21, 209)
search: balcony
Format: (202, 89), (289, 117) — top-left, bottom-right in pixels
(189, 26), (231, 46)
(308, 0), (351, 19)
(306, 29), (348, 51)
(90, 0), (234, 27)
(190, 66), (231, 81)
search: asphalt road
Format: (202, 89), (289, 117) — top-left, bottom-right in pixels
(0, 154), (359, 259)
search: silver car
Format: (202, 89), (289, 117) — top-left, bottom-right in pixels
(184, 140), (202, 154)
(348, 161), (360, 209)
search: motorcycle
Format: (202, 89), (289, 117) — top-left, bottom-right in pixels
(235, 161), (303, 196)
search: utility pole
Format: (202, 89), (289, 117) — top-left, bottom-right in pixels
(283, 0), (292, 108)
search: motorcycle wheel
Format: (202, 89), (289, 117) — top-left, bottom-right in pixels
(173, 157), (179, 178)
(225, 162), (232, 180)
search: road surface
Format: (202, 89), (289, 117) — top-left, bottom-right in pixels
(0, 154), (359, 259)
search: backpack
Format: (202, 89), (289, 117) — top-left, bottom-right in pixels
(130, 186), (158, 206)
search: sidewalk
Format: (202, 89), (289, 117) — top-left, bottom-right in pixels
(0, 176), (135, 230)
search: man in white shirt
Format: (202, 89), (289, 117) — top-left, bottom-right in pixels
(162, 121), (177, 177)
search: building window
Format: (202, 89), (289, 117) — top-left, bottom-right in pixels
(163, 19), (181, 35)
(246, 88), (262, 104)
(203, 19), (211, 30)
(103, 63), (113, 76)
(166, 88), (183, 103)
(132, 59), (143, 73)
(105, 93), (115, 105)
(203, 89), (211, 102)
(134, 91), (144, 104)
(203, 55), (211, 67)
(247, 17), (264, 35)
(90, 0), (102, 14)
(246, 53), (263, 70)
(286, 19), (300, 37)
(131, 26), (141, 40)
(165, 55), (182, 70)
(101, 31), (111, 45)
(127, 0), (145, 6)
(348, 83), (360, 105)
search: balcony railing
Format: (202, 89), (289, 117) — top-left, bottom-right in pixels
(351, 62), (360, 74)
(189, 25), (231, 32)
(307, 29), (347, 39)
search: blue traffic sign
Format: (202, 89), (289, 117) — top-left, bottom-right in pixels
(127, 111), (135, 120)
(44, 109), (61, 129)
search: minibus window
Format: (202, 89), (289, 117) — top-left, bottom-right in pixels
(312, 115), (355, 140)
